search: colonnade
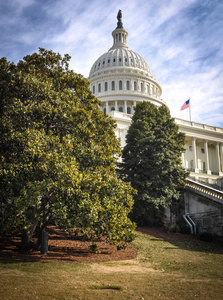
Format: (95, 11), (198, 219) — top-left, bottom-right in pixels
(92, 79), (160, 97)
(182, 137), (223, 176)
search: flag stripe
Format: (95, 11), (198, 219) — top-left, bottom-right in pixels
(181, 99), (190, 110)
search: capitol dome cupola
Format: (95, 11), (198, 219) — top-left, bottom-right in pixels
(111, 10), (128, 49)
(88, 10), (166, 116)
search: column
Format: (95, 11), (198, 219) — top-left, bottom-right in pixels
(204, 140), (211, 175)
(106, 101), (109, 114)
(181, 152), (185, 167)
(115, 100), (118, 111)
(124, 100), (127, 113)
(216, 142), (223, 176)
(192, 137), (199, 173)
(220, 143), (223, 173)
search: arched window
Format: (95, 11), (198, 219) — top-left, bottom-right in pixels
(111, 107), (115, 111)
(105, 82), (108, 91)
(103, 108), (106, 114)
(126, 81), (130, 90)
(127, 107), (131, 114)
(134, 81), (137, 91)
(112, 81), (115, 90)
(119, 107), (123, 112)
(93, 85), (95, 94)
(98, 83), (101, 92)
(119, 80), (122, 90)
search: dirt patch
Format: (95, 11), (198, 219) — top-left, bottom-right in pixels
(90, 260), (157, 274)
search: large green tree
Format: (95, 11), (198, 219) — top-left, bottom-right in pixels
(119, 101), (188, 226)
(0, 48), (135, 250)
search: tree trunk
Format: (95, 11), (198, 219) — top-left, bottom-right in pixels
(20, 223), (38, 251)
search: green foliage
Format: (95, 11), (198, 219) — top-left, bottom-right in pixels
(119, 101), (188, 226)
(89, 243), (101, 253)
(0, 48), (135, 249)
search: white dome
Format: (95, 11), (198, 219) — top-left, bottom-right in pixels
(88, 11), (166, 117)
(89, 45), (152, 77)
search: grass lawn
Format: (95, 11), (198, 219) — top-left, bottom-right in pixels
(1, 231), (223, 300)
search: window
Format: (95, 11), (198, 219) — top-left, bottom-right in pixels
(108, 59), (110, 63)
(202, 162), (206, 172)
(103, 61), (105, 64)
(113, 58), (116, 62)
(141, 83), (143, 92)
(125, 58), (127, 62)
(119, 58), (121, 62)
(189, 146), (193, 151)
(134, 81), (137, 91)
(190, 160), (193, 167)
(103, 108), (106, 114)
(126, 80), (130, 90)
(98, 83), (101, 92)
(112, 81), (115, 90)
(119, 80), (122, 90)
(93, 85), (95, 94)
(105, 82), (108, 91)
(201, 148), (205, 153)
(127, 107), (131, 114)
(111, 107), (115, 111)
(119, 107), (123, 112)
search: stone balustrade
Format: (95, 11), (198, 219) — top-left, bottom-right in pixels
(186, 178), (223, 203)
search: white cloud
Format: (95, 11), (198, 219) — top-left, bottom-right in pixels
(0, 0), (222, 127)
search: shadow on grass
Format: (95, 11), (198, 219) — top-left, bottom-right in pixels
(136, 227), (223, 255)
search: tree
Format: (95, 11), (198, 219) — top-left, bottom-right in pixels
(119, 101), (188, 226)
(0, 48), (135, 250)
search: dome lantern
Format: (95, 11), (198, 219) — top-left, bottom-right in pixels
(111, 10), (128, 49)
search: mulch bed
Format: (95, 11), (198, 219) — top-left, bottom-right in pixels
(0, 225), (200, 264)
(0, 225), (137, 264)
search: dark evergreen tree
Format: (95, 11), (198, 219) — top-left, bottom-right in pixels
(119, 101), (188, 226)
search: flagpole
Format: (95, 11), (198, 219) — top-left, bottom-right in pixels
(189, 97), (191, 122)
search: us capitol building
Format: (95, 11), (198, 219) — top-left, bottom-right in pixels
(88, 10), (223, 187)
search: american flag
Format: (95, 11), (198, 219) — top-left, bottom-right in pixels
(181, 99), (190, 110)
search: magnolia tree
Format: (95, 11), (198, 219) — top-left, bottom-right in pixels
(119, 101), (188, 226)
(0, 48), (135, 250)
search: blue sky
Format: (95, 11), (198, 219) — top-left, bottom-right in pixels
(1, 0), (223, 127)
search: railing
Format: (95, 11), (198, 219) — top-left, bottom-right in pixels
(175, 118), (223, 133)
(187, 177), (222, 191)
(183, 214), (197, 234)
(186, 178), (223, 202)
